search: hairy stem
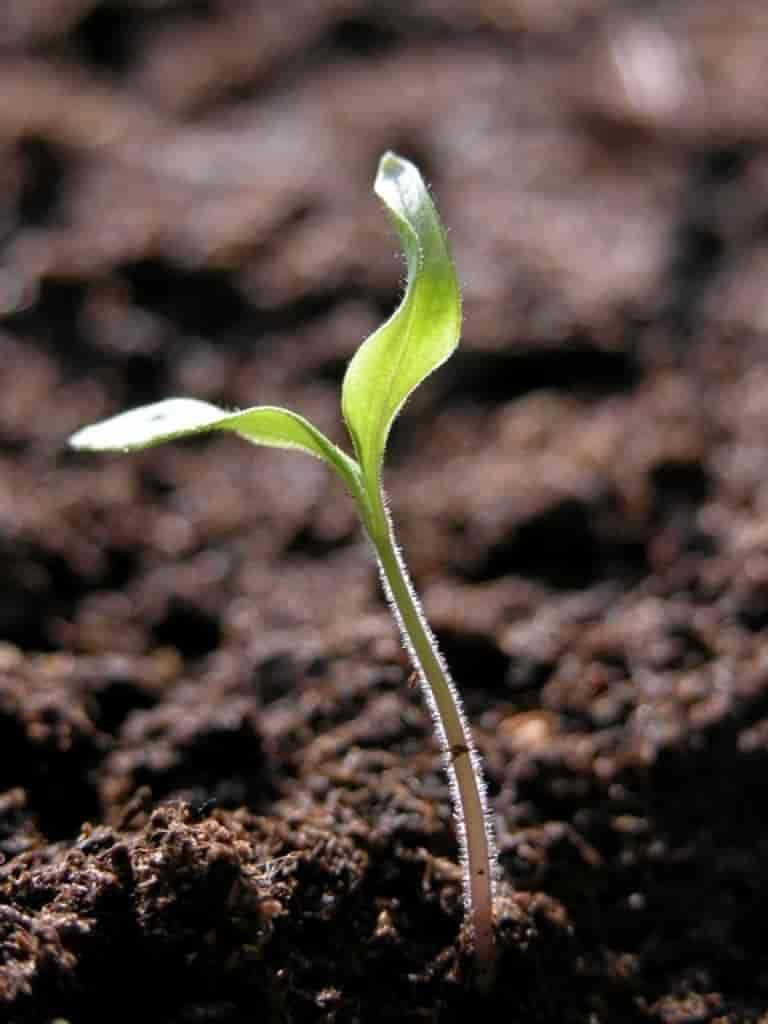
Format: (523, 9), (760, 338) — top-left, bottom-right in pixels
(363, 490), (497, 987)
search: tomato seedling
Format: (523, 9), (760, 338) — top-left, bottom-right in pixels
(71, 153), (499, 986)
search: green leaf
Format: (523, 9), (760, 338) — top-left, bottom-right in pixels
(341, 152), (461, 486)
(69, 397), (361, 493)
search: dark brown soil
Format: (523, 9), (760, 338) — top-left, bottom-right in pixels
(2, 2), (768, 1021)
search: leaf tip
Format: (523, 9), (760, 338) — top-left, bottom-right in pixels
(375, 152), (420, 210)
(377, 150), (408, 177)
(68, 423), (102, 451)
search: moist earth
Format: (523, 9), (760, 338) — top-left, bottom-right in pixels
(2, 2), (768, 1021)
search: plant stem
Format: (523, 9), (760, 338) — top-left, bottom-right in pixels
(363, 491), (497, 987)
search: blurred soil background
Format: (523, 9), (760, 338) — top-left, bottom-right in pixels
(2, 1), (768, 1021)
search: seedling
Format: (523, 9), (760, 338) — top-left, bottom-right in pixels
(70, 153), (498, 986)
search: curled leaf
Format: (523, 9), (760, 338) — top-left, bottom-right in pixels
(342, 152), (461, 485)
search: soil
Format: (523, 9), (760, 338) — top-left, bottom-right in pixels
(2, 1), (768, 1021)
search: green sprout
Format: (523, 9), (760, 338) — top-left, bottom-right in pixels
(70, 153), (499, 986)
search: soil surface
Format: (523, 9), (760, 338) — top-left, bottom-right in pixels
(2, 2), (768, 1021)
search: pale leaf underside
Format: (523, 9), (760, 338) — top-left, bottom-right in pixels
(70, 397), (360, 491)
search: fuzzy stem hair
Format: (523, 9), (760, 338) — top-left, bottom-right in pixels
(362, 488), (498, 988)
